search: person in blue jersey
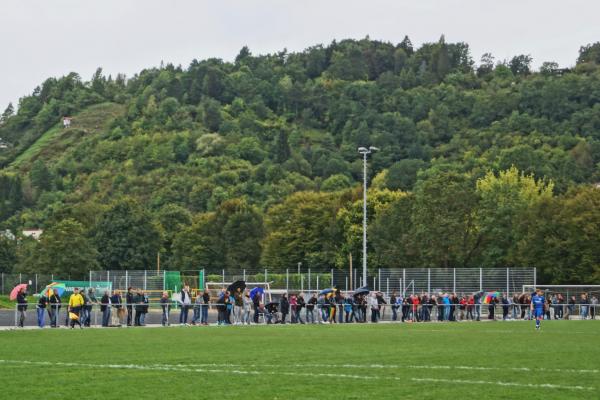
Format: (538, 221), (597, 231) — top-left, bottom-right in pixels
(531, 289), (546, 330)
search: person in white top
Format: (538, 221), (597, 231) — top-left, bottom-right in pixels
(179, 285), (192, 325)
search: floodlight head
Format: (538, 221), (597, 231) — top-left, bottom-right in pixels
(357, 147), (368, 153)
(369, 146), (379, 152)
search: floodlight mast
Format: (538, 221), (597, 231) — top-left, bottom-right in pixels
(357, 146), (378, 289)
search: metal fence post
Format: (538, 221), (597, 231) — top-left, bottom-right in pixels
(378, 269), (381, 292)
(427, 268), (431, 294)
(286, 269), (289, 292)
(506, 268), (510, 295)
(162, 270), (166, 291)
(19, 273), (22, 283)
(308, 268), (311, 292)
(125, 270), (128, 289)
(453, 268), (456, 293)
(316, 274), (319, 291)
(533, 268), (537, 289)
(331, 268), (334, 288)
(479, 268), (483, 291)
(402, 269), (406, 294)
(386, 278), (389, 296)
(345, 276), (348, 292)
(107, 271), (110, 289)
(144, 270), (147, 291)
(243, 269), (246, 281)
(35, 274), (38, 293)
(301, 274), (304, 293)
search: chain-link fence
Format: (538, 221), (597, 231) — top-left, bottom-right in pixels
(1, 268), (535, 298)
(88, 270), (165, 293)
(378, 268), (536, 296)
(0, 273), (57, 295)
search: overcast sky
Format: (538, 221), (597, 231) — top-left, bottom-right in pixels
(1, 0), (599, 111)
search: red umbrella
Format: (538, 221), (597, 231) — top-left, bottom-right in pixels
(10, 283), (27, 301)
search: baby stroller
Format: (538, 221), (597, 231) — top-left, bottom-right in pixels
(265, 302), (280, 324)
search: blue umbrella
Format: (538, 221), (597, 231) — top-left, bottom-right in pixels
(353, 286), (370, 297)
(319, 288), (334, 296)
(250, 287), (264, 299)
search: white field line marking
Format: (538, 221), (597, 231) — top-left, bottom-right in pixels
(293, 363), (600, 375)
(0, 360), (367, 381)
(165, 362), (598, 375)
(411, 377), (593, 391)
(0, 360), (595, 391)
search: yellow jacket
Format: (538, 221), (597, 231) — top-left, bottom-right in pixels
(69, 293), (85, 308)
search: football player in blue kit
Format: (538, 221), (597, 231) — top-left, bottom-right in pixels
(531, 289), (546, 330)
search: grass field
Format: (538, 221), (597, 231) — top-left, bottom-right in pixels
(0, 321), (598, 399)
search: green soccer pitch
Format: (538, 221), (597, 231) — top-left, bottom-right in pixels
(0, 321), (598, 399)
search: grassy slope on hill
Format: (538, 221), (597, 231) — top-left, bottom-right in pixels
(10, 102), (125, 169)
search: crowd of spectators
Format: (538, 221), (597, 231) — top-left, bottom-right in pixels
(11, 285), (599, 328)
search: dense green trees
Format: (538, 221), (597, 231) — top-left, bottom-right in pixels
(94, 199), (162, 270)
(475, 167), (553, 268)
(0, 235), (17, 273)
(261, 192), (341, 270)
(0, 38), (599, 282)
(15, 219), (98, 275)
(172, 199), (263, 271)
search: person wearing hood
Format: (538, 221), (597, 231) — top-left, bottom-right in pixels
(36, 292), (47, 328)
(306, 294), (317, 324)
(48, 288), (61, 328)
(280, 294), (290, 324)
(100, 290), (111, 327)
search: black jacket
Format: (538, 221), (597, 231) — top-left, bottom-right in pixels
(49, 294), (61, 310)
(37, 296), (47, 309)
(100, 294), (110, 312)
(134, 294), (144, 312)
(17, 293), (27, 311)
(280, 298), (290, 313)
(126, 292), (134, 308)
(111, 294), (122, 308)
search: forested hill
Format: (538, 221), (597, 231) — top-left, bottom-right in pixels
(1, 37), (600, 283)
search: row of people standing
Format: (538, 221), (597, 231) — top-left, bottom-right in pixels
(30, 287), (151, 328)
(252, 291), (390, 325)
(29, 287), (86, 328)
(175, 286), (211, 326)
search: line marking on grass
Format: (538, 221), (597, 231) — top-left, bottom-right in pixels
(171, 362), (598, 375)
(301, 363), (600, 375)
(411, 377), (593, 391)
(0, 360), (371, 381)
(0, 360), (595, 391)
